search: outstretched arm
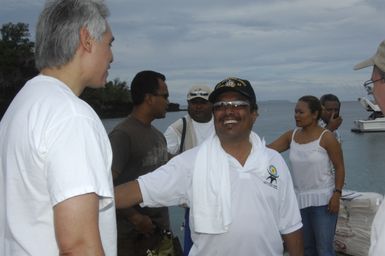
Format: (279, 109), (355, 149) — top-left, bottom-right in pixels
(282, 229), (304, 256)
(114, 180), (143, 209)
(267, 130), (293, 153)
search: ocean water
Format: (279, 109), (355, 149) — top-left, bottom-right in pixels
(102, 100), (385, 243)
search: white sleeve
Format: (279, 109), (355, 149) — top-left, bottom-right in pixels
(164, 125), (181, 155)
(138, 151), (194, 207)
(46, 115), (113, 208)
(273, 152), (303, 234)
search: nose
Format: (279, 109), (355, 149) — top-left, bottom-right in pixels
(195, 104), (204, 110)
(224, 105), (235, 114)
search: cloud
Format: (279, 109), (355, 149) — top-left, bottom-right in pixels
(1, 0), (384, 104)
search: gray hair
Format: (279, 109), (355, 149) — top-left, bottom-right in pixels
(35, 0), (110, 70)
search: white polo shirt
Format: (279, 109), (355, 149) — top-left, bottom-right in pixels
(138, 143), (302, 256)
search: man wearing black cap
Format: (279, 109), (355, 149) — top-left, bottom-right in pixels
(114, 77), (304, 256)
(354, 40), (385, 256)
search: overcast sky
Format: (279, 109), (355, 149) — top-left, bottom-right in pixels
(1, 0), (385, 104)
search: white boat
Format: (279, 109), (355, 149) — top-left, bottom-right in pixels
(352, 116), (385, 132)
(351, 86), (385, 133)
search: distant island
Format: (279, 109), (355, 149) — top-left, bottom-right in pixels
(91, 102), (186, 119)
(167, 102), (183, 112)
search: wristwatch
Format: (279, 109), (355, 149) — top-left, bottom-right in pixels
(333, 188), (342, 194)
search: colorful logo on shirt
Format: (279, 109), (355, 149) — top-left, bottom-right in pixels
(264, 165), (279, 189)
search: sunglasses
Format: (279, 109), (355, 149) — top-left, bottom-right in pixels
(363, 77), (385, 88)
(213, 100), (250, 111)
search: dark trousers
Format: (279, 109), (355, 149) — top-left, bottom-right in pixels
(117, 227), (162, 256)
(183, 208), (193, 256)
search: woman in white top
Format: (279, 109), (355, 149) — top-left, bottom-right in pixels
(268, 95), (345, 256)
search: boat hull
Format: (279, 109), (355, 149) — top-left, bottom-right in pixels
(351, 118), (385, 133)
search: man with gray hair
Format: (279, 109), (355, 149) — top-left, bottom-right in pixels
(354, 40), (385, 256)
(0, 0), (116, 255)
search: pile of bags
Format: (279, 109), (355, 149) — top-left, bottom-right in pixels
(335, 191), (383, 256)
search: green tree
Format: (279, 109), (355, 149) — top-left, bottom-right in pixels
(0, 23), (184, 119)
(0, 22), (38, 117)
(0, 22), (134, 119)
(80, 78), (133, 118)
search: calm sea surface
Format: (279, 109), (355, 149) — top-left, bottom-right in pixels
(102, 100), (385, 242)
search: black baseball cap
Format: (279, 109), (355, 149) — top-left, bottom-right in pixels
(209, 77), (257, 107)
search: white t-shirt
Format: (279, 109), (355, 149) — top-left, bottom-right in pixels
(164, 116), (214, 155)
(192, 119), (214, 145)
(138, 143), (302, 256)
(0, 75), (116, 255)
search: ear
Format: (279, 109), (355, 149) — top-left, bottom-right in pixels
(313, 111), (319, 120)
(144, 93), (153, 105)
(251, 110), (258, 123)
(79, 27), (92, 52)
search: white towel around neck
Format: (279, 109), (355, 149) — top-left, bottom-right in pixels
(191, 131), (269, 234)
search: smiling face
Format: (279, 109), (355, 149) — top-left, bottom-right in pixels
(213, 91), (257, 143)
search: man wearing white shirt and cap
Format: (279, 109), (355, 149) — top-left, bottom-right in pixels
(164, 85), (214, 255)
(164, 85), (214, 156)
(115, 77), (304, 256)
(354, 40), (385, 256)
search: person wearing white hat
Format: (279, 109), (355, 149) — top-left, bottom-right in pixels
(354, 40), (385, 114)
(354, 40), (385, 256)
(164, 85), (214, 156)
(164, 85), (214, 255)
